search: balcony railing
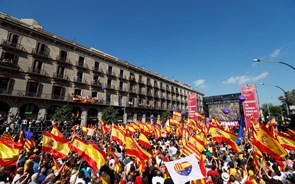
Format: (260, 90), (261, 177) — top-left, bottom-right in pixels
(76, 62), (89, 70)
(0, 88), (12, 95)
(91, 81), (103, 88)
(56, 56), (72, 65)
(92, 67), (104, 74)
(0, 40), (27, 53)
(52, 73), (70, 81)
(73, 78), (88, 84)
(32, 48), (50, 58)
(51, 94), (66, 100)
(0, 59), (20, 71)
(105, 84), (117, 90)
(138, 79), (145, 85)
(27, 67), (48, 77)
(119, 74), (127, 80)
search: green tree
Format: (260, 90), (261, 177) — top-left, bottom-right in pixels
(101, 107), (118, 124)
(51, 105), (72, 121)
(260, 103), (283, 120)
(161, 110), (171, 121)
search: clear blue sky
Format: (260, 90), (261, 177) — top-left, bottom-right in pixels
(1, 0), (295, 106)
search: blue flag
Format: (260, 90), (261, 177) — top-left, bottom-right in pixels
(235, 118), (245, 145)
(23, 130), (33, 140)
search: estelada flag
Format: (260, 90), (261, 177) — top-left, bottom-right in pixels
(164, 154), (205, 184)
(51, 125), (63, 138)
(277, 132), (295, 151)
(83, 143), (107, 173)
(138, 133), (151, 149)
(41, 131), (70, 160)
(111, 124), (125, 146)
(70, 136), (88, 157)
(0, 138), (23, 167)
(254, 125), (287, 160)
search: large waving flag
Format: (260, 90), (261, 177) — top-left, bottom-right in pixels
(111, 124), (125, 146)
(138, 133), (151, 149)
(165, 154), (205, 184)
(83, 143), (107, 173)
(51, 125), (63, 138)
(235, 118), (245, 145)
(209, 126), (241, 153)
(254, 125), (287, 160)
(70, 136), (88, 156)
(41, 131), (70, 160)
(1, 132), (14, 141)
(0, 138), (23, 167)
(277, 132), (295, 151)
(125, 134), (150, 161)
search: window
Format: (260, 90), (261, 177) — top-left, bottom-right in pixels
(119, 81), (123, 90)
(118, 95), (122, 106)
(57, 66), (64, 76)
(59, 50), (67, 60)
(106, 93), (111, 104)
(120, 69), (123, 76)
(108, 66), (112, 73)
(74, 89), (81, 96)
(0, 77), (9, 90)
(78, 56), (84, 66)
(92, 92), (97, 98)
(8, 33), (19, 45)
(36, 43), (49, 55)
(52, 86), (65, 99)
(27, 81), (43, 97)
(94, 62), (100, 70)
(1, 52), (17, 64)
(76, 72), (83, 82)
(107, 79), (112, 87)
(33, 60), (43, 73)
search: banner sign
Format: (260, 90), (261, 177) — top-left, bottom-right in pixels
(187, 93), (197, 118)
(241, 84), (260, 128)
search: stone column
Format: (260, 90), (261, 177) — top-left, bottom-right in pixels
(142, 114), (146, 123)
(81, 110), (87, 126)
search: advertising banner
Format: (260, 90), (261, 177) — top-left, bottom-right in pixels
(241, 84), (260, 128)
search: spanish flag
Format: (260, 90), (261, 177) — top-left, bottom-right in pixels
(152, 125), (161, 140)
(101, 124), (109, 135)
(0, 138), (22, 167)
(83, 143), (107, 173)
(254, 125), (287, 160)
(138, 133), (151, 149)
(172, 111), (182, 122)
(125, 134), (150, 161)
(70, 136), (88, 156)
(287, 128), (295, 137)
(209, 126), (241, 153)
(277, 132), (295, 151)
(111, 124), (125, 146)
(211, 117), (221, 127)
(41, 131), (70, 160)
(194, 112), (205, 120)
(51, 125), (63, 138)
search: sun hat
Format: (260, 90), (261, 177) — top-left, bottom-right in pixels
(221, 172), (230, 182)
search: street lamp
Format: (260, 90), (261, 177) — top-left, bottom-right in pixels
(253, 58), (295, 71)
(260, 83), (291, 119)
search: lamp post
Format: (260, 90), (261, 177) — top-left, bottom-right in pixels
(260, 83), (291, 119)
(253, 59), (295, 71)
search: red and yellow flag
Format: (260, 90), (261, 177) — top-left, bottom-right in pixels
(1, 132), (14, 141)
(83, 143), (107, 173)
(125, 134), (150, 161)
(111, 124), (125, 146)
(182, 141), (201, 161)
(151, 124), (161, 140)
(81, 125), (88, 134)
(277, 132), (295, 151)
(41, 131), (70, 160)
(209, 126), (241, 153)
(70, 136), (88, 157)
(0, 138), (23, 167)
(211, 117), (221, 127)
(254, 125), (287, 160)
(138, 133), (151, 149)
(51, 125), (63, 138)
(24, 138), (36, 152)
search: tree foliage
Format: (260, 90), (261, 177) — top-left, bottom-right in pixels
(51, 105), (72, 121)
(161, 110), (171, 121)
(278, 89), (295, 105)
(101, 107), (118, 124)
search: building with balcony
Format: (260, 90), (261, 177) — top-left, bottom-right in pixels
(0, 12), (203, 125)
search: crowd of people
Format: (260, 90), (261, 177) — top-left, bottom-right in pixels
(0, 115), (295, 184)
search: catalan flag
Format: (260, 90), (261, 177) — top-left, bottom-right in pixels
(211, 117), (221, 127)
(254, 125), (287, 160)
(138, 133), (151, 149)
(0, 138), (23, 167)
(1, 132), (14, 141)
(83, 143), (107, 173)
(51, 125), (63, 138)
(24, 138), (36, 152)
(41, 131), (70, 160)
(182, 141), (201, 161)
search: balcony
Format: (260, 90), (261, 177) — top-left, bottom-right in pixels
(138, 103), (146, 108)
(32, 48), (51, 60)
(56, 56), (72, 66)
(154, 83), (159, 89)
(0, 59), (20, 71)
(118, 87), (127, 93)
(138, 79), (145, 85)
(106, 70), (117, 78)
(129, 76), (137, 83)
(146, 81), (152, 87)
(92, 67), (104, 75)
(27, 67), (49, 77)
(25, 91), (42, 98)
(138, 90), (146, 96)
(129, 88), (137, 95)
(119, 74), (128, 81)
(105, 84), (117, 91)
(0, 40), (27, 53)
(51, 94), (66, 100)
(52, 73), (70, 81)
(73, 78), (88, 85)
(76, 61), (89, 70)
(146, 91), (153, 97)
(0, 88), (12, 95)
